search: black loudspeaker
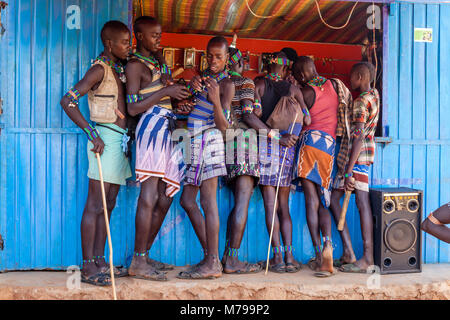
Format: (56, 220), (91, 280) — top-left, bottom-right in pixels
(370, 188), (422, 274)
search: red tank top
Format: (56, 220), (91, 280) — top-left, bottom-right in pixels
(303, 79), (339, 139)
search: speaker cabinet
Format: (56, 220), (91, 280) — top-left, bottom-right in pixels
(370, 188), (422, 274)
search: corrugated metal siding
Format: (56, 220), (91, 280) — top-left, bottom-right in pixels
(0, 0), (449, 272)
(0, 0), (130, 271)
(370, 1), (450, 263)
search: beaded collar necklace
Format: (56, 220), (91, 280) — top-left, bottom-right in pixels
(359, 88), (375, 97)
(265, 73), (282, 82)
(307, 76), (328, 90)
(95, 54), (126, 83)
(229, 71), (242, 78)
(203, 69), (229, 83)
(132, 52), (161, 72)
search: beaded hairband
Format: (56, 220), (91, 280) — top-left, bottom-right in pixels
(229, 49), (243, 66)
(270, 57), (292, 66)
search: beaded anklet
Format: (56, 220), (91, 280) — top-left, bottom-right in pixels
(314, 245), (321, 255)
(227, 248), (239, 257)
(284, 245), (293, 253)
(273, 246), (283, 254)
(82, 259), (95, 265)
(134, 252), (147, 257)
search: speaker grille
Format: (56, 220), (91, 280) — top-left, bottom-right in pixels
(384, 219), (417, 254)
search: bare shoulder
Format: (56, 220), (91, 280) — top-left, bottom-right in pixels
(221, 78), (235, 91)
(84, 63), (104, 82)
(125, 59), (145, 73)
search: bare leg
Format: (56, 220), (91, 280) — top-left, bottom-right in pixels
(260, 185), (284, 270)
(350, 190), (374, 271)
(278, 187), (301, 271)
(128, 177), (166, 280)
(301, 178), (322, 270)
(421, 203), (450, 243)
(81, 179), (112, 277)
(93, 183), (120, 271)
(317, 185), (333, 274)
(329, 189), (356, 264)
(223, 176), (260, 273)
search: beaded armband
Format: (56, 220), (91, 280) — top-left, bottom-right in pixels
(161, 64), (172, 76)
(126, 94), (143, 104)
(83, 124), (100, 142)
(302, 107), (310, 117)
(65, 88), (81, 108)
(242, 104), (253, 114)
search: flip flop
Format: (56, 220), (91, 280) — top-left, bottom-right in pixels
(333, 259), (356, 268)
(258, 261), (286, 273)
(339, 263), (367, 274)
(147, 257), (175, 271)
(81, 272), (111, 286)
(314, 268), (338, 278)
(307, 258), (320, 271)
(285, 262), (302, 273)
(223, 262), (262, 275)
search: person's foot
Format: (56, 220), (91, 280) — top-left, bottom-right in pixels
(340, 256), (374, 273)
(319, 241), (334, 274)
(128, 256), (167, 281)
(259, 253), (286, 273)
(146, 257), (174, 271)
(179, 255), (222, 279)
(81, 260), (101, 278)
(334, 249), (357, 268)
(223, 256), (261, 274)
(81, 260), (111, 286)
(307, 252), (322, 271)
(284, 251), (302, 273)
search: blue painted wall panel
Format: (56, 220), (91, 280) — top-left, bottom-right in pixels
(0, 0), (449, 272)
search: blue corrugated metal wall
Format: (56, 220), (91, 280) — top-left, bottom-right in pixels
(0, 0), (448, 272)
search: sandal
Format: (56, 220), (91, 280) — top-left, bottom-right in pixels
(314, 268), (338, 278)
(128, 268), (168, 281)
(285, 262), (302, 273)
(223, 262), (262, 275)
(177, 269), (221, 280)
(104, 266), (129, 278)
(258, 261), (286, 273)
(147, 257), (174, 271)
(339, 263), (367, 274)
(307, 258), (320, 271)
(81, 272), (111, 286)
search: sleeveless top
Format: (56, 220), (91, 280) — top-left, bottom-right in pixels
(187, 70), (229, 135)
(87, 60), (119, 123)
(260, 78), (291, 124)
(130, 55), (172, 110)
(302, 79), (339, 139)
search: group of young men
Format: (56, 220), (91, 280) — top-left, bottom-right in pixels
(60, 17), (449, 287)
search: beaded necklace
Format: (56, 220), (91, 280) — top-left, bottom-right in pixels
(307, 76), (328, 91)
(203, 69), (228, 83)
(132, 52), (161, 72)
(95, 54), (126, 83)
(229, 71), (242, 78)
(265, 73), (282, 82)
(359, 88), (375, 97)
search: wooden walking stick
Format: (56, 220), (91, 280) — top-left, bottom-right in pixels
(95, 153), (117, 300)
(265, 113), (299, 275)
(337, 177), (355, 231)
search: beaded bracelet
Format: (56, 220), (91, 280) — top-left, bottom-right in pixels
(344, 172), (353, 178)
(302, 107), (310, 117)
(253, 99), (262, 110)
(126, 94), (143, 104)
(65, 88), (81, 108)
(223, 109), (232, 123)
(352, 128), (365, 137)
(83, 124), (100, 142)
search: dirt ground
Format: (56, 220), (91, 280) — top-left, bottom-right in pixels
(0, 264), (449, 300)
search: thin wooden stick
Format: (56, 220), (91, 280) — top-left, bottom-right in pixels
(95, 153), (117, 300)
(265, 113), (298, 275)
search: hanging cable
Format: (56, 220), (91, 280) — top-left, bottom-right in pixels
(140, 0), (144, 17)
(245, 0), (281, 19)
(372, 1), (378, 88)
(314, 0), (359, 30)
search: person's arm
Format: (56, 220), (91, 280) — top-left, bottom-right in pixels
(290, 85), (310, 127)
(154, 50), (173, 85)
(205, 78), (234, 132)
(343, 98), (368, 191)
(126, 61), (189, 117)
(60, 64), (105, 154)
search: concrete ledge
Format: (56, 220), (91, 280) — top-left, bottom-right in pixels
(0, 264), (449, 300)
